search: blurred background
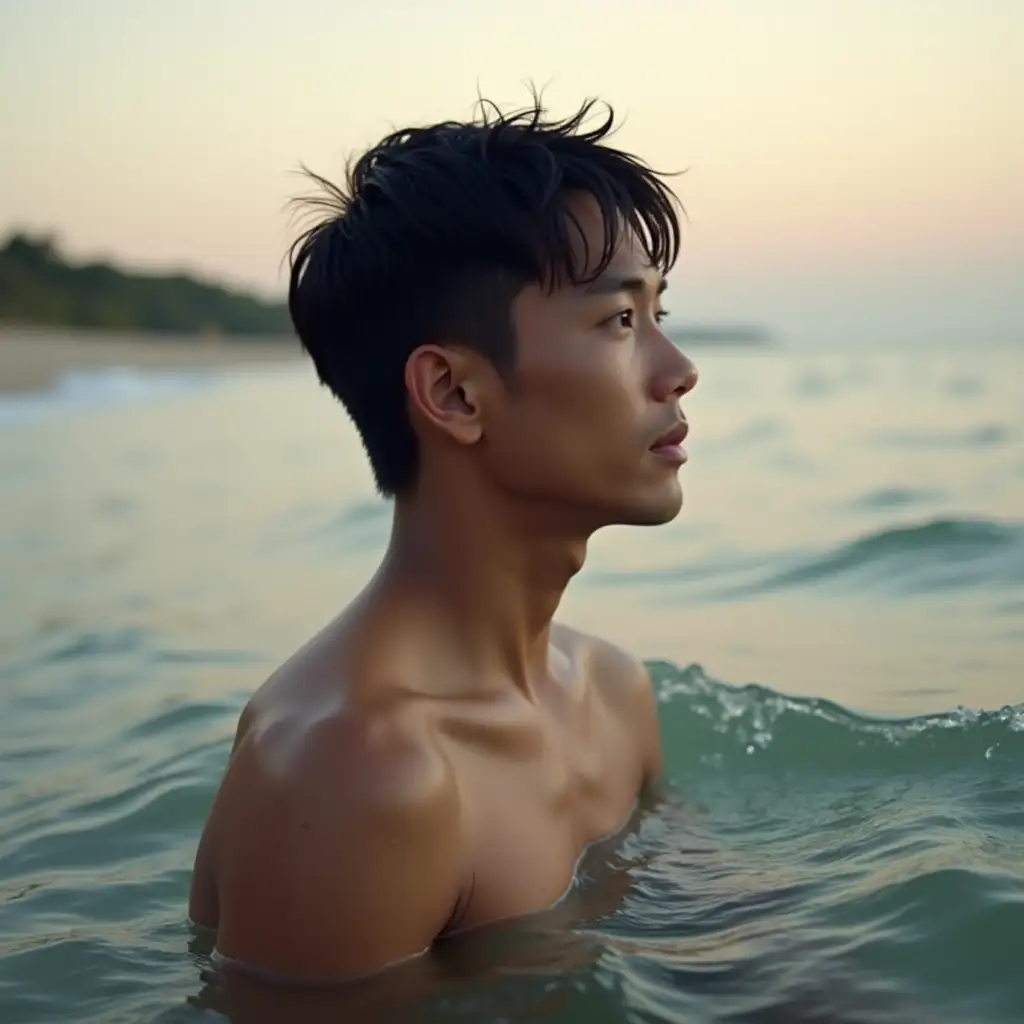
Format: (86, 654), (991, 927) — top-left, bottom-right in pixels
(1, 3), (1022, 1023)
(3, 0), (1021, 344)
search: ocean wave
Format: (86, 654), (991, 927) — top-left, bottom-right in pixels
(874, 424), (1013, 450)
(729, 516), (1024, 597)
(1, 662), (1022, 1021)
(0, 367), (222, 425)
(651, 662), (1024, 776)
(606, 664), (1024, 1022)
(845, 486), (942, 510)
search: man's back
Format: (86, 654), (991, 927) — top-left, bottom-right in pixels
(189, 611), (663, 983)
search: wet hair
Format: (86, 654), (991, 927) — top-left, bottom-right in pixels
(287, 93), (683, 497)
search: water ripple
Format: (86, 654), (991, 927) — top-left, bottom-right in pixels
(0, 663), (1021, 1022)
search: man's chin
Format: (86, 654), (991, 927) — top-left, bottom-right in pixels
(629, 504), (683, 527)
(609, 483), (684, 528)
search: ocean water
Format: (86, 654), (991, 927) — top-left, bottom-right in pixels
(0, 334), (1022, 1023)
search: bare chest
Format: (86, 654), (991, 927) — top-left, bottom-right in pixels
(440, 691), (644, 934)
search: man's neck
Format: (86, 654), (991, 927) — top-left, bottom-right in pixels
(378, 475), (591, 696)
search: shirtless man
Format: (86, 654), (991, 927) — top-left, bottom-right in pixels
(189, 96), (698, 985)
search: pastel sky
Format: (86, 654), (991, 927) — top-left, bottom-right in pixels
(2, 0), (1021, 344)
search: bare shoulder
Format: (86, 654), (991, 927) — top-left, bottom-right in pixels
(238, 683), (458, 822)
(553, 622), (663, 784)
(194, 661), (463, 983)
(552, 622), (655, 700)
(215, 639), (460, 826)
(224, 615), (460, 809)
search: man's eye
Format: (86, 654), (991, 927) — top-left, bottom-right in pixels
(607, 308), (668, 330)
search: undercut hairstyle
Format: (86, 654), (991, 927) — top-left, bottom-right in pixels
(287, 94), (683, 497)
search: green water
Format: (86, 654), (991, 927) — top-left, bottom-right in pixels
(0, 336), (1022, 1022)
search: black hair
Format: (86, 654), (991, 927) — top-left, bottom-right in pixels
(287, 93), (683, 497)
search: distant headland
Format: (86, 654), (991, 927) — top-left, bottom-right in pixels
(667, 325), (769, 347)
(0, 231), (770, 346)
(0, 233), (291, 337)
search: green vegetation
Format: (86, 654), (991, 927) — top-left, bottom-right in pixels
(0, 231), (771, 345)
(0, 232), (292, 336)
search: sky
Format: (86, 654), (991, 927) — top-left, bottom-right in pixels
(1, 0), (1021, 345)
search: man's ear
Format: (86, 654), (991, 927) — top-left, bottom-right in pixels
(405, 344), (486, 446)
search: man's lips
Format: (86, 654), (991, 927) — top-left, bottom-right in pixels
(649, 419), (689, 463)
(651, 420), (689, 448)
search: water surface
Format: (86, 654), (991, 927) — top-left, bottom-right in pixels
(0, 335), (1021, 1022)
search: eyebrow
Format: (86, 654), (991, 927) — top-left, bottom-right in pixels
(582, 274), (668, 297)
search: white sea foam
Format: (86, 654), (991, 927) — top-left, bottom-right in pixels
(0, 366), (223, 426)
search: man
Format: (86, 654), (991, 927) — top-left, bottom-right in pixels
(189, 95), (698, 984)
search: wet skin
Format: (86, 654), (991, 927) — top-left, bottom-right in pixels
(189, 195), (699, 985)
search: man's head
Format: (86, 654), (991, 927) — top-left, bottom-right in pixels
(288, 95), (698, 526)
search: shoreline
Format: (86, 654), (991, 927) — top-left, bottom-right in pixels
(0, 329), (303, 395)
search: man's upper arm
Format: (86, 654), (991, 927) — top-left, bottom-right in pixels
(213, 719), (463, 983)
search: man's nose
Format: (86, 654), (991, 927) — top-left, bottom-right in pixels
(652, 334), (699, 402)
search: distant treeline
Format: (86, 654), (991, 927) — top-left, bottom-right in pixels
(0, 231), (770, 345)
(0, 233), (292, 336)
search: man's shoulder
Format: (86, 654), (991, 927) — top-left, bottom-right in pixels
(553, 622), (663, 784)
(552, 622), (653, 699)
(205, 666), (464, 981)
(234, 669), (457, 825)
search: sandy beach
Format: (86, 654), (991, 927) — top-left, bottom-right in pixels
(0, 329), (303, 394)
